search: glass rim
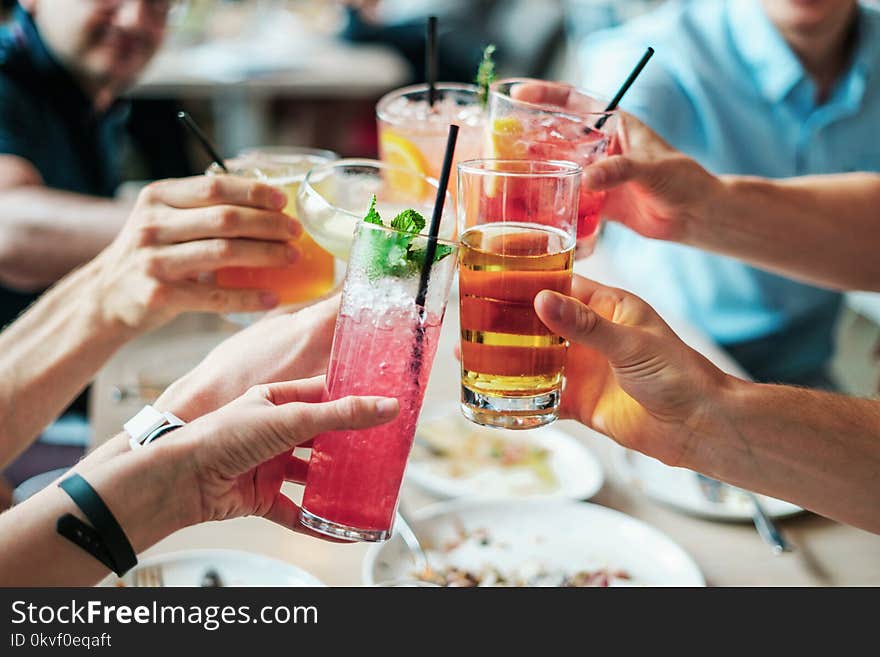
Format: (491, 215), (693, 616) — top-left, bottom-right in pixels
(489, 77), (616, 121)
(207, 150), (337, 183)
(457, 158), (584, 179)
(300, 157), (454, 230)
(355, 215), (458, 248)
(376, 82), (481, 123)
(238, 146), (339, 162)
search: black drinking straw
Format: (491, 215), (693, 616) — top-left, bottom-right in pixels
(409, 123), (458, 387)
(415, 123), (458, 311)
(177, 110), (229, 172)
(593, 46), (655, 130)
(426, 16), (438, 107)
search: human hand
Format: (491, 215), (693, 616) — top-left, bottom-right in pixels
(155, 295), (339, 420)
(580, 111), (722, 243)
(94, 176), (300, 331)
(534, 276), (735, 466)
(510, 80), (720, 243)
(172, 377), (398, 533)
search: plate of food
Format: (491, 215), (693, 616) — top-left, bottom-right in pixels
(102, 549), (325, 587)
(405, 411), (603, 501)
(615, 448), (803, 521)
(363, 499), (705, 587)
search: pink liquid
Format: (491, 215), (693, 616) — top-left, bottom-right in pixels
(498, 117), (613, 253)
(301, 307), (442, 533)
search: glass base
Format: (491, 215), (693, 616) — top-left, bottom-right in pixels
(460, 386), (559, 430)
(299, 508), (392, 543)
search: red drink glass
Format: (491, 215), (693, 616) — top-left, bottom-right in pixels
(486, 78), (618, 257)
(299, 219), (458, 542)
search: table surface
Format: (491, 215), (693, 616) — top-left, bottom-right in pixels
(90, 249), (880, 587)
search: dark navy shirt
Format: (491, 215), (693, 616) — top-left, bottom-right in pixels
(0, 6), (129, 330)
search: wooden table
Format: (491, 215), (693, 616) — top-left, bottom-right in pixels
(90, 249), (880, 586)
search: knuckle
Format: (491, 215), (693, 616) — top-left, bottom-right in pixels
(216, 207), (240, 232)
(138, 180), (162, 205)
(144, 279), (170, 309)
(246, 384), (270, 400)
(142, 251), (165, 278)
(207, 287), (231, 307)
(213, 239), (237, 260)
(200, 177), (222, 202)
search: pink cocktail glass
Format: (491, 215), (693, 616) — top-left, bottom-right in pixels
(486, 78), (618, 257)
(299, 220), (458, 542)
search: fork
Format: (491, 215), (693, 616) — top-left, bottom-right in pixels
(133, 564), (164, 587)
(695, 473), (793, 554)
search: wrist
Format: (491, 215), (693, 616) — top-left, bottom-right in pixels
(83, 251), (143, 342)
(676, 168), (727, 246)
(154, 371), (217, 422)
(83, 436), (201, 550)
(677, 373), (752, 475)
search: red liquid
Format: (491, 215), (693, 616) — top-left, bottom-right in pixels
(301, 307), (442, 533)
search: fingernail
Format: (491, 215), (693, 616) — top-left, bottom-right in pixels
(287, 245), (299, 263)
(376, 398), (398, 419)
(289, 218), (302, 238)
(259, 292), (279, 308)
(271, 189), (288, 209)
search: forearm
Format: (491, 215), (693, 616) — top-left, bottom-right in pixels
(0, 438), (195, 586)
(688, 377), (880, 533)
(0, 186), (130, 290)
(0, 257), (138, 466)
(683, 173), (880, 291)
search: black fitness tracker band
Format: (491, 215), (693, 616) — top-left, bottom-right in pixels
(56, 474), (137, 576)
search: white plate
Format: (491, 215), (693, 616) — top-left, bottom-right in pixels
(101, 548), (325, 587)
(405, 411), (603, 502)
(615, 448), (803, 521)
(363, 499), (705, 587)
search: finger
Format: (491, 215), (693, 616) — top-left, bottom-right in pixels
(163, 281), (280, 313)
(143, 175), (287, 211)
(279, 395), (399, 445)
(283, 455), (310, 484)
(257, 376), (328, 406)
(264, 495), (353, 543)
(510, 81), (571, 106)
(148, 206), (300, 245)
(143, 238), (297, 280)
(534, 289), (646, 365)
(570, 276), (673, 334)
(581, 155), (645, 191)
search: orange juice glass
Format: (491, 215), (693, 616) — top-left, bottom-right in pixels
(207, 149), (337, 310)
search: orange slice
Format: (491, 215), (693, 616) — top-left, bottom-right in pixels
(380, 129), (430, 199)
(483, 117), (528, 196)
(486, 116), (528, 159)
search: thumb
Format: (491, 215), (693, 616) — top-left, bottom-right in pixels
(535, 290), (639, 363)
(582, 155), (651, 192)
(277, 395), (400, 447)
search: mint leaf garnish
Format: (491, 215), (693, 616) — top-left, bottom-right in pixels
(391, 208), (426, 234)
(476, 44), (497, 108)
(363, 194), (383, 225)
(360, 200), (453, 277)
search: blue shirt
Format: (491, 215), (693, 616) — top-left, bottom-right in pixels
(577, 0), (880, 382)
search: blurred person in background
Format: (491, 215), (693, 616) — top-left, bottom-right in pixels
(575, 0), (880, 389)
(0, 0), (192, 475)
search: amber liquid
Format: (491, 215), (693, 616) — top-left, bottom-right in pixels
(216, 181), (335, 305)
(459, 223), (574, 399)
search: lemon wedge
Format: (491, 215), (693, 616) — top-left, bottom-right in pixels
(379, 129), (431, 200)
